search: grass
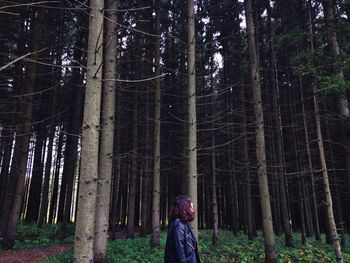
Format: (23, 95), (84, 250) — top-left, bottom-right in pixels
(46, 230), (350, 263)
(0, 223), (75, 251)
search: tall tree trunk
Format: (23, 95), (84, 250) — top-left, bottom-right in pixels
(211, 132), (219, 245)
(74, 0), (104, 261)
(187, 0), (198, 239)
(151, 0), (161, 247)
(297, 172), (307, 245)
(245, 0), (277, 261)
(63, 31), (86, 224)
(48, 129), (63, 224)
(0, 131), (14, 214)
(127, 90), (139, 238)
(109, 114), (121, 240)
(267, 3), (293, 247)
(209, 47), (219, 245)
(93, 1), (117, 261)
(25, 128), (45, 223)
(325, 116), (347, 246)
(312, 84), (343, 263)
(1, 8), (44, 249)
(38, 126), (55, 227)
(322, 0), (350, 202)
(62, 80), (84, 224)
(306, 0), (322, 240)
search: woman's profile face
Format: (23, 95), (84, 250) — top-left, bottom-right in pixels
(190, 202), (194, 214)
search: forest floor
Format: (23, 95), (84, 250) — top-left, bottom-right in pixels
(1, 228), (350, 262)
(0, 244), (71, 263)
(0, 227), (138, 263)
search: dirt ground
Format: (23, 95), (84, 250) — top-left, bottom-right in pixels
(0, 244), (71, 263)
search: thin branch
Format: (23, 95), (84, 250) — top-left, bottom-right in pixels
(0, 48), (48, 72)
(0, 10), (19, 15)
(103, 73), (168, 83)
(105, 6), (151, 12)
(22, 58), (84, 69)
(0, 1), (60, 10)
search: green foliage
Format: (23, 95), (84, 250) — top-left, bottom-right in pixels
(45, 230), (350, 263)
(292, 49), (350, 95)
(40, 249), (74, 263)
(273, 29), (309, 48)
(10, 223), (74, 250)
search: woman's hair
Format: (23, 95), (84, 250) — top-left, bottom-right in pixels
(169, 195), (195, 222)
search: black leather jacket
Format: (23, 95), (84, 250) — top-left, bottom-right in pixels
(164, 219), (201, 263)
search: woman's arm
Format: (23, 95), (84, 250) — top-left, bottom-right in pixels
(174, 222), (187, 263)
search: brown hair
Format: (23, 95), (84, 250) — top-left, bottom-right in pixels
(169, 195), (195, 222)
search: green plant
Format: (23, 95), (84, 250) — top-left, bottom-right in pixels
(45, 230), (350, 263)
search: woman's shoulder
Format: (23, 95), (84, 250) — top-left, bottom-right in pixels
(171, 219), (186, 230)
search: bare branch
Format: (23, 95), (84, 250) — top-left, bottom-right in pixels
(0, 48), (48, 72)
(0, 1), (60, 10)
(103, 73), (168, 83)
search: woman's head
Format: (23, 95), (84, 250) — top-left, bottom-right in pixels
(169, 195), (195, 222)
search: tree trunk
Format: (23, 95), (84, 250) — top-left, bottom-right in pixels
(211, 132), (219, 245)
(322, 0), (350, 205)
(93, 1), (117, 261)
(73, 0), (104, 261)
(38, 126), (55, 227)
(306, 0), (322, 240)
(297, 173), (307, 245)
(48, 129), (64, 224)
(151, 0), (161, 247)
(127, 91), (139, 238)
(25, 128), (45, 223)
(245, 0), (277, 261)
(109, 115), (121, 240)
(187, 0), (198, 239)
(0, 131), (14, 214)
(62, 73), (84, 224)
(267, 3), (293, 247)
(312, 84), (343, 263)
(1, 8), (44, 249)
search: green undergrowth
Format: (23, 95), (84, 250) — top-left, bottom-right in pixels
(46, 230), (350, 263)
(3, 223), (75, 251)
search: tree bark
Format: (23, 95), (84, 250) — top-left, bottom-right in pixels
(299, 74), (321, 240)
(1, 8), (44, 249)
(306, 0), (322, 240)
(267, 3), (293, 247)
(0, 131), (14, 214)
(151, 0), (161, 247)
(127, 89), (139, 238)
(38, 126), (55, 227)
(93, 0), (117, 261)
(109, 114), (121, 240)
(322, 0), (350, 204)
(48, 130), (64, 224)
(245, 0), (277, 261)
(25, 128), (45, 223)
(73, 0), (104, 261)
(312, 84), (343, 263)
(187, 0), (198, 239)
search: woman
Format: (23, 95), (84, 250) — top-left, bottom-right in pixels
(164, 196), (201, 263)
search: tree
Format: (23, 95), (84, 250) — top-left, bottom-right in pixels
(94, 0), (118, 261)
(322, 0), (350, 212)
(73, 0), (104, 262)
(266, 1), (293, 247)
(1, 7), (45, 250)
(245, 0), (278, 262)
(151, 0), (161, 247)
(312, 83), (343, 262)
(187, 0), (199, 239)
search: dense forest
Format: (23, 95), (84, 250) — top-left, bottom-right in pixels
(1, 0), (350, 262)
